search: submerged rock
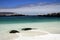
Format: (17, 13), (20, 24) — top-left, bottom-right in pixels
(22, 28), (32, 31)
(9, 30), (19, 33)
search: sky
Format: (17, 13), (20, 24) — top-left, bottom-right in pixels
(0, 0), (60, 8)
(0, 0), (60, 15)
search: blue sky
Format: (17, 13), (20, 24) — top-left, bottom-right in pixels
(0, 0), (60, 15)
(0, 0), (60, 8)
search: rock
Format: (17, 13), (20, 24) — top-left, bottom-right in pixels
(22, 28), (32, 31)
(9, 30), (19, 33)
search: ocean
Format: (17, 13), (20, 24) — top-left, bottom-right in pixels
(0, 16), (60, 40)
(0, 16), (60, 23)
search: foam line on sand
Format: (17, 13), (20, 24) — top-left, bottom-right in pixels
(14, 30), (60, 40)
(14, 34), (60, 40)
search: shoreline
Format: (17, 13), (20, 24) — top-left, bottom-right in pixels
(0, 20), (60, 24)
(0, 21), (60, 33)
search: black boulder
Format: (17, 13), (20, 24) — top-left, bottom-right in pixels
(9, 30), (19, 33)
(22, 28), (32, 31)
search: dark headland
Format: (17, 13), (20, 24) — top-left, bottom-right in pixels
(0, 12), (60, 17)
(0, 12), (25, 16)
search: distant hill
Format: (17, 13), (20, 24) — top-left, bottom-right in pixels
(0, 12), (25, 16)
(0, 12), (60, 17)
(38, 12), (60, 17)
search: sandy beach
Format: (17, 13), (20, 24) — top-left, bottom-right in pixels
(15, 34), (60, 40)
(0, 21), (60, 40)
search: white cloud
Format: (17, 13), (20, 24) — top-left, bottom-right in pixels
(0, 4), (60, 15)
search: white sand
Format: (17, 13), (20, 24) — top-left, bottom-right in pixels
(0, 22), (60, 40)
(13, 29), (60, 40)
(0, 22), (60, 33)
(14, 34), (60, 40)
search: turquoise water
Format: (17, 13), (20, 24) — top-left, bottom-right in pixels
(0, 16), (60, 24)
